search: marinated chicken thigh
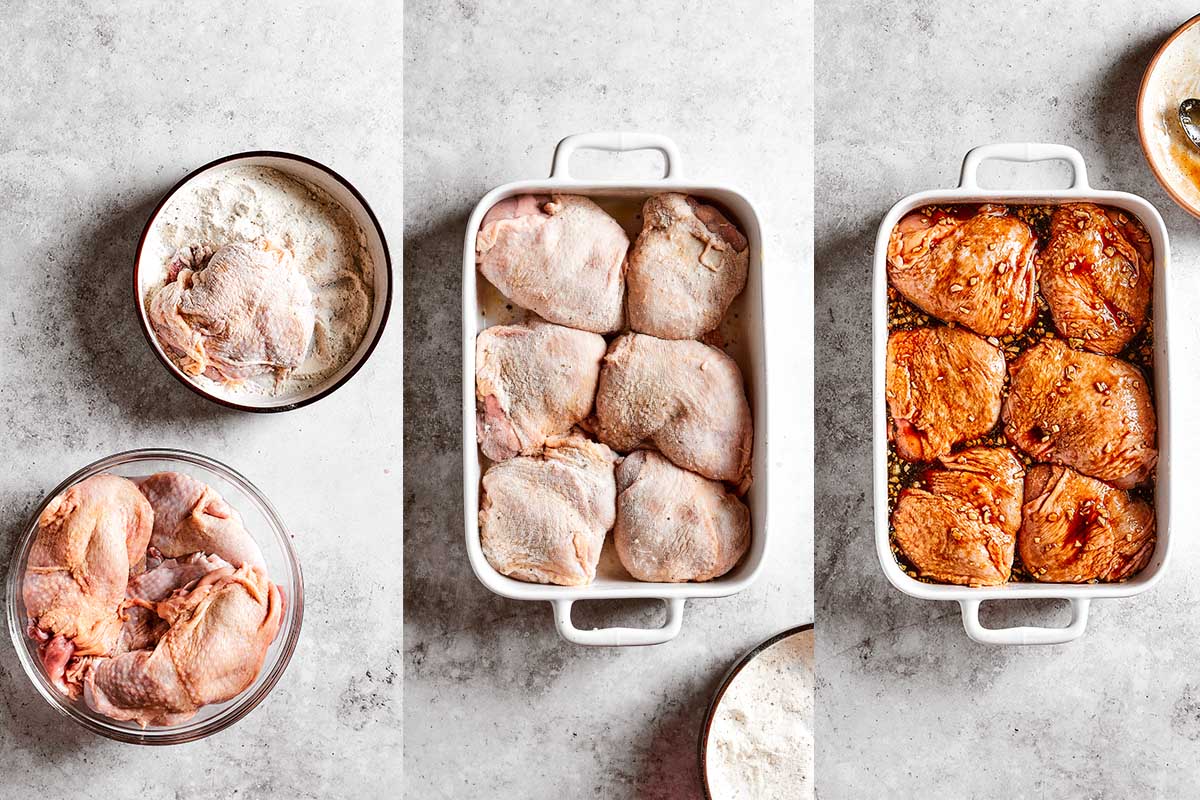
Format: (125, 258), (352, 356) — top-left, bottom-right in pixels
(147, 240), (316, 385)
(476, 194), (627, 333)
(887, 204), (1038, 336)
(614, 451), (750, 582)
(1020, 464), (1155, 583)
(117, 553), (231, 654)
(891, 447), (1024, 587)
(479, 432), (618, 585)
(594, 333), (753, 487)
(136, 471), (266, 570)
(1003, 339), (1156, 488)
(475, 319), (606, 462)
(1038, 203), (1152, 355)
(886, 326), (1006, 462)
(625, 193), (749, 339)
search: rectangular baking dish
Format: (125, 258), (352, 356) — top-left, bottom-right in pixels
(873, 143), (1173, 645)
(462, 132), (770, 646)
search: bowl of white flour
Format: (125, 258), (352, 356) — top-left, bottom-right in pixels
(700, 624), (814, 800)
(134, 151), (392, 411)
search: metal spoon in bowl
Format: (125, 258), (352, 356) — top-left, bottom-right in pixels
(1179, 99), (1200, 148)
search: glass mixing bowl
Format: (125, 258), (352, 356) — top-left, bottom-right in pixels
(5, 448), (303, 744)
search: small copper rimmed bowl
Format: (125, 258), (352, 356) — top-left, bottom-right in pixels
(133, 150), (393, 413)
(1137, 14), (1200, 220)
(698, 623), (814, 798)
(5, 449), (303, 744)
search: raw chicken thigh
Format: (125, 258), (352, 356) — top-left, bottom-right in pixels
(1020, 464), (1155, 583)
(1037, 203), (1152, 355)
(625, 193), (749, 339)
(117, 553), (231, 654)
(891, 446), (1024, 587)
(476, 194), (628, 333)
(479, 431), (618, 586)
(475, 319), (606, 462)
(1003, 339), (1156, 488)
(885, 326), (1006, 462)
(594, 333), (753, 487)
(147, 240), (316, 385)
(137, 471), (266, 570)
(887, 204), (1038, 337)
(614, 451), (750, 582)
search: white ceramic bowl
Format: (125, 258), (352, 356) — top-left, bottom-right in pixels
(462, 132), (771, 646)
(873, 143), (1173, 645)
(133, 151), (392, 412)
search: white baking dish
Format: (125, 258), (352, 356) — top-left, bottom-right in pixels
(462, 132), (769, 646)
(873, 143), (1173, 645)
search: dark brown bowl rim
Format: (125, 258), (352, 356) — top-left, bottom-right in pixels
(1136, 13), (1200, 221)
(697, 622), (814, 798)
(132, 150), (394, 413)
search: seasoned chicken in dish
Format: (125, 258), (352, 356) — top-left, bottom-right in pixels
(476, 194), (627, 333)
(891, 447), (1024, 587)
(1020, 464), (1155, 583)
(475, 319), (606, 462)
(1003, 339), (1156, 488)
(887, 204), (1038, 337)
(479, 431), (618, 586)
(594, 333), (753, 487)
(137, 471), (266, 570)
(625, 193), (749, 340)
(117, 553), (231, 654)
(1038, 203), (1152, 355)
(886, 326), (1006, 462)
(147, 240), (316, 386)
(614, 451), (750, 583)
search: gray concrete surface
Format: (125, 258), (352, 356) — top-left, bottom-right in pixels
(0, 3), (402, 797)
(816, 3), (1200, 797)
(403, 1), (813, 797)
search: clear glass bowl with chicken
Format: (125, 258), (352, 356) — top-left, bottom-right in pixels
(6, 449), (302, 744)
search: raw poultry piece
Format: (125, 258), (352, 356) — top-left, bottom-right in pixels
(479, 431), (617, 586)
(887, 204), (1039, 337)
(476, 194), (628, 333)
(1038, 203), (1153, 355)
(136, 471), (266, 570)
(614, 451), (750, 582)
(22, 474), (153, 693)
(625, 193), (749, 339)
(594, 333), (753, 487)
(1020, 464), (1155, 583)
(475, 319), (606, 462)
(85, 564), (282, 727)
(885, 326), (1006, 462)
(117, 553), (231, 654)
(1003, 338), (1156, 488)
(891, 446), (1024, 587)
(147, 239), (316, 386)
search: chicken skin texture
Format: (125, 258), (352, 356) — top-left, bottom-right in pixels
(475, 319), (606, 462)
(117, 553), (231, 654)
(887, 204), (1038, 337)
(1003, 339), (1156, 488)
(614, 451), (750, 583)
(479, 432), (618, 586)
(22, 474), (153, 692)
(625, 193), (749, 340)
(891, 447), (1025, 586)
(594, 333), (752, 487)
(136, 472), (266, 570)
(1019, 464), (1155, 583)
(1037, 203), (1153, 355)
(886, 326), (1007, 462)
(476, 194), (628, 333)
(148, 240), (316, 385)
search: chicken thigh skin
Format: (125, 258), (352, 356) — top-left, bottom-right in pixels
(136, 472), (266, 570)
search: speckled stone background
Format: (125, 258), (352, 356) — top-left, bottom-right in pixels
(817, 2), (1200, 797)
(404, 1), (813, 796)
(0, 3), (401, 797)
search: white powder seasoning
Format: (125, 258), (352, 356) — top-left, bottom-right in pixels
(705, 628), (814, 800)
(142, 164), (374, 398)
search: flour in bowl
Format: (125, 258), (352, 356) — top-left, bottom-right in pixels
(142, 165), (374, 398)
(705, 628), (814, 800)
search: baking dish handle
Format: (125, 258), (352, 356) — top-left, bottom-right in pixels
(551, 597), (686, 646)
(550, 132), (683, 180)
(958, 142), (1090, 190)
(959, 598), (1090, 645)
